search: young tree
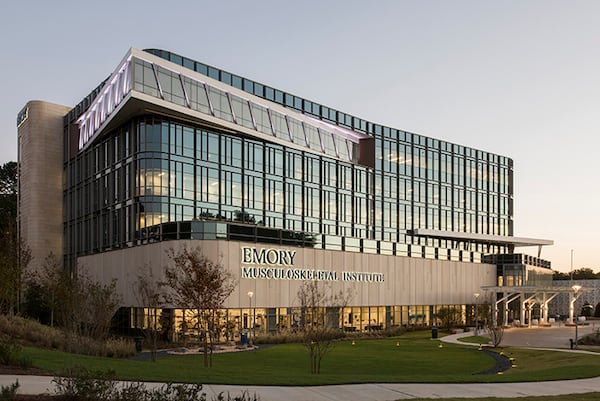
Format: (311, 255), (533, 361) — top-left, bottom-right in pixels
(133, 263), (165, 361)
(80, 275), (121, 340)
(31, 261), (122, 340)
(296, 281), (351, 375)
(164, 247), (236, 368)
(435, 306), (463, 332)
(481, 298), (504, 348)
(24, 252), (62, 325)
(58, 270), (121, 340)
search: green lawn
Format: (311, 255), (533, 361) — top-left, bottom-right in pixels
(457, 335), (490, 344)
(21, 332), (600, 385)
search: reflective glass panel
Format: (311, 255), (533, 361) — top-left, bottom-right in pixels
(251, 103), (272, 135)
(229, 94), (254, 130)
(270, 110), (290, 141)
(287, 117), (307, 146)
(207, 86), (233, 122)
(182, 77), (210, 114)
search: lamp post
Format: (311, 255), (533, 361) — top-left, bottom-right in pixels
(572, 285), (581, 349)
(247, 291), (254, 338)
(474, 293), (480, 336)
(570, 249), (574, 281)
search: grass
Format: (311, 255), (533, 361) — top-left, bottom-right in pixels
(457, 335), (490, 344)
(20, 331), (600, 385)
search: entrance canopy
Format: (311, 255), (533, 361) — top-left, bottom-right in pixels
(409, 229), (553, 257)
(481, 285), (587, 327)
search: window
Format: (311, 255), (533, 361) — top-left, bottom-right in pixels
(207, 86), (233, 122)
(229, 94), (254, 130)
(251, 103), (272, 135)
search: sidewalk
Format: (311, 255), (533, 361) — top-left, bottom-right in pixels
(2, 374), (600, 400)
(3, 326), (600, 400)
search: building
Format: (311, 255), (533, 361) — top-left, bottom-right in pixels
(550, 280), (599, 319)
(17, 48), (554, 337)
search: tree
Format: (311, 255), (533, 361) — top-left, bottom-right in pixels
(479, 298), (503, 347)
(26, 256), (121, 340)
(133, 263), (165, 361)
(553, 268), (599, 280)
(0, 161), (17, 233)
(0, 161), (17, 195)
(435, 306), (463, 332)
(0, 226), (31, 316)
(164, 247), (236, 368)
(296, 281), (351, 375)
(0, 161), (31, 317)
(574, 268), (598, 280)
(53, 269), (121, 340)
(552, 270), (570, 280)
(25, 253), (62, 326)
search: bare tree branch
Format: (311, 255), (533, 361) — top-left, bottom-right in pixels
(296, 281), (352, 374)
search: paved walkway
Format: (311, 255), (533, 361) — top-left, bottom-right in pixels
(2, 326), (600, 400)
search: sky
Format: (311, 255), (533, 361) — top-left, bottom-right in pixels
(0, 0), (598, 273)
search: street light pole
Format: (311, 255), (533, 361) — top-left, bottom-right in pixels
(575, 316), (579, 349)
(572, 285), (581, 349)
(474, 293), (480, 336)
(247, 291), (254, 338)
(570, 249), (574, 281)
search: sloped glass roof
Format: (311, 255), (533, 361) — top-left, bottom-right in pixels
(78, 49), (369, 164)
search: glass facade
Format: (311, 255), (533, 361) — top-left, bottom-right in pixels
(64, 113), (511, 260)
(124, 304), (465, 341)
(64, 49), (513, 262)
(62, 48), (519, 335)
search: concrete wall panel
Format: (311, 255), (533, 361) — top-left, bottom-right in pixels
(79, 240), (497, 309)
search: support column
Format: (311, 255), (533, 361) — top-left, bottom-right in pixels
(493, 300), (498, 328)
(568, 292), (575, 325)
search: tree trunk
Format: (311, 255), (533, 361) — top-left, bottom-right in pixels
(203, 329), (209, 367)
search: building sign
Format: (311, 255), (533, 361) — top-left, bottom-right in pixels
(240, 246), (385, 283)
(17, 105), (28, 128)
(242, 247), (296, 266)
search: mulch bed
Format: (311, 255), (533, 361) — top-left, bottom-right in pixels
(477, 349), (512, 375)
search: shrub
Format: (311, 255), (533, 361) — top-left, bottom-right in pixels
(0, 381), (19, 401)
(253, 332), (305, 344)
(53, 366), (118, 401)
(53, 367), (207, 401)
(578, 330), (600, 346)
(0, 334), (33, 370)
(52, 367), (260, 401)
(213, 390), (260, 401)
(0, 335), (21, 365)
(0, 315), (135, 358)
(105, 338), (135, 359)
(254, 326), (409, 345)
